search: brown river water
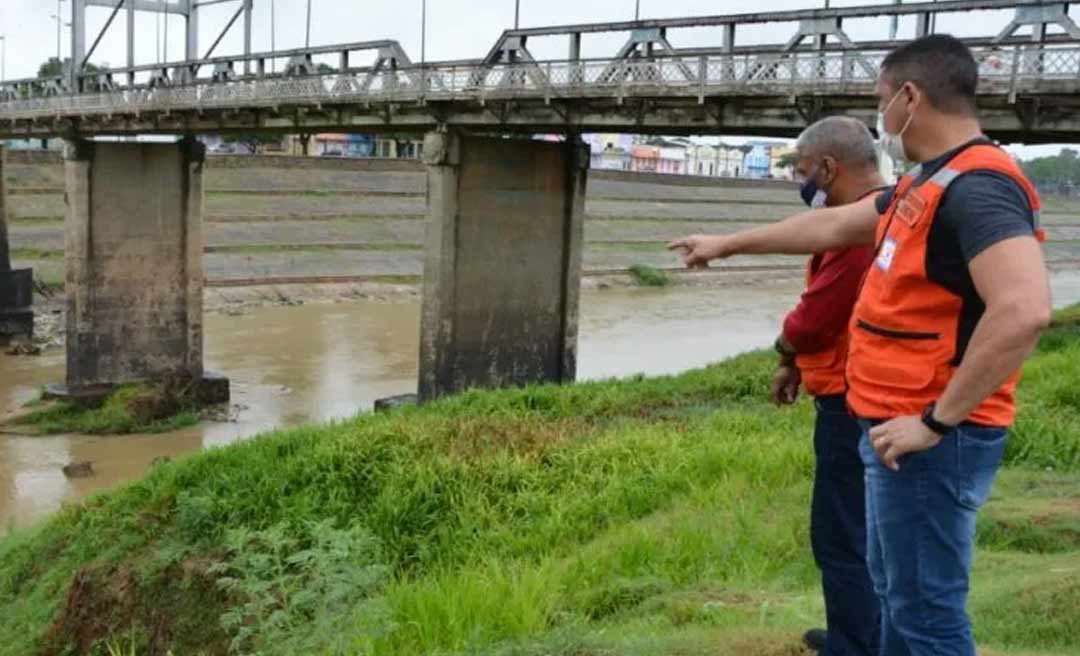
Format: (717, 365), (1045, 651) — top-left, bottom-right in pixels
(3, 273), (1080, 534)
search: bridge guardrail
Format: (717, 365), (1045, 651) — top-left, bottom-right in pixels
(1, 45), (1077, 123)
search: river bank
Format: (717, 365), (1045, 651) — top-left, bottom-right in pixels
(21, 266), (810, 352)
(9, 153), (1080, 292)
(1, 305), (1077, 655)
(3, 279), (816, 532)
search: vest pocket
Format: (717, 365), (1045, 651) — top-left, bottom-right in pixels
(855, 319), (940, 341)
(848, 319), (942, 391)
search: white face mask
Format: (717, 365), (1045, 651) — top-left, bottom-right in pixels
(878, 87), (915, 163)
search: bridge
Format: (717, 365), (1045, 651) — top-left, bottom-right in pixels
(1, 0), (1078, 407)
(3, 0), (1080, 140)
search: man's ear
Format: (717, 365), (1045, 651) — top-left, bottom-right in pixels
(902, 81), (921, 113)
(822, 155), (839, 186)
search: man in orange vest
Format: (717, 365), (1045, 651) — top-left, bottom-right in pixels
(670, 35), (1051, 656)
(773, 116), (887, 656)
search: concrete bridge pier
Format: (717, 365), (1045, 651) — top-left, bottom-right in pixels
(52, 138), (227, 402)
(0, 144), (34, 345)
(418, 132), (588, 402)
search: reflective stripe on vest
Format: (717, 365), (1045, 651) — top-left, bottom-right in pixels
(929, 165), (1047, 242)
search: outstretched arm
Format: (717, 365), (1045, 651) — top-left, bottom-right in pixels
(667, 194), (880, 267)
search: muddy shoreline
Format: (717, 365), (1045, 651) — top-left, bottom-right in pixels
(26, 267), (806, 351)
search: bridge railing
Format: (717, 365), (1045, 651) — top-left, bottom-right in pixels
(1, 45), (1078, 122)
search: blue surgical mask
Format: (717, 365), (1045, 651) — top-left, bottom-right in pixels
(799, 166), (829, 208)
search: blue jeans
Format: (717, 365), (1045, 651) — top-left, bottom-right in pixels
(858, 422), (1007, 656)
(811, 395), (880, 656)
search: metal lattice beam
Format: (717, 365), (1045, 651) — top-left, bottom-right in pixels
(70, 0), (253, 90)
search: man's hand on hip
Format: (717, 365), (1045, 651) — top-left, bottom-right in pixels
(869, 416), (943, 471)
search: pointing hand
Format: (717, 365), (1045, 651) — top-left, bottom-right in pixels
(666, 234), (736, 268)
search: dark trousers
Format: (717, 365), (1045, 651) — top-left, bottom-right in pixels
(811, 395), (880, 656)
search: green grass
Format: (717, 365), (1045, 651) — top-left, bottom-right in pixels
(9, 247), (63, 260)
(207, 212), (425, 223)
(204, 242), (423, 255)
(7, 215), (64, 226)
(628, 264), (674, 287)
(586, 215), (775, 224)
(0, 307), (1078, 655)
(591, 241), (670, 253)
(206, 189), (422, 199)
(5, 384), (200, 436)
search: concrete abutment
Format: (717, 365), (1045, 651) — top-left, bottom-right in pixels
(51, 138), (227, 403)
(417, 132), (588, 402)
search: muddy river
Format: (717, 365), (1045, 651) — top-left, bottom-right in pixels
(3, 272), (1080, 533)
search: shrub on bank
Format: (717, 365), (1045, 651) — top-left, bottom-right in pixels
(628, 264), (672, 287)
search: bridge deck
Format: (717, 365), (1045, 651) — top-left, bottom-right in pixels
(4, 0), (1080, 139)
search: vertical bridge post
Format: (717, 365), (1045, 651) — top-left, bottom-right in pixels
(0, 144), (8, 275)
(56, 138), (227, 400)
(418, 132), (588, 402)
(0, 144), (34, 345)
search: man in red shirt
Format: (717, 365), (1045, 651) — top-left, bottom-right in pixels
(769, 117), (887, 655)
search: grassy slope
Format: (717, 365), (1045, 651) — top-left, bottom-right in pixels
(1, 310), (1078, 656)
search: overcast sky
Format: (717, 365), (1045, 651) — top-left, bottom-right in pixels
(0, 0), (1074, 156)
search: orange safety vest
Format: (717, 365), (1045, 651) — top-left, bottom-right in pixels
(845, 143), (1044, 426)
(796, 257), (851, 398)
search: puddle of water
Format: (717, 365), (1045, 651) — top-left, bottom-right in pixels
(3, 270), (1079, 533)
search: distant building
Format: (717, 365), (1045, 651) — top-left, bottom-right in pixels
(586, 133), (634, 170)
(686, 143), (717, 177)
(310, 134), (422, 159)
(657, 146), (686, 175)
(717, 144), (747, 177)
(3, 138), (61, 151)
(685, 142), (748, 178)
(630, 137), (691, 176)
(631, 145), (660, 173)
(314, 133), (378, 157)
(742, 140), (788, 179)
(585, 133), (633, 153)
(594, 145), (632, 170)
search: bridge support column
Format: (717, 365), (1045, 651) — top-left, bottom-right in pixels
(0, 144), (34, 345)
(418, 132), (588, 402)
(54, 139), (227, 402)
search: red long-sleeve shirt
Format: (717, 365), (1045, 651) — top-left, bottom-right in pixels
(782, 246), (876, 354)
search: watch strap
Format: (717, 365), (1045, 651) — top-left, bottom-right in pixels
(922, 403), (956, 436)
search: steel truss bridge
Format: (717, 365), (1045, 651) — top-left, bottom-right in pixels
(3, 0), (1080, 141)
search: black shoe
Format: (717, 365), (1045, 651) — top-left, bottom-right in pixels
(803, 629), (828, 652)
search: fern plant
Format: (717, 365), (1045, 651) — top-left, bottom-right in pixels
(211, 519), (394, 655)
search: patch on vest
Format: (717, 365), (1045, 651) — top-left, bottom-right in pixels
(877, 238), (897, 272)
(895, 193), (927, 228)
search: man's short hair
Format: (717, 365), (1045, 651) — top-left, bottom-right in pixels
(795, 116), (878, 170)
(880, 34), (978, 115)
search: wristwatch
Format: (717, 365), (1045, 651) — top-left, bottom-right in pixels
(774, 337), (797, 365)
(921, 402), (956, 436)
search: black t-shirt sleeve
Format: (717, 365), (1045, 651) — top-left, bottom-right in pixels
(875, 186), (896, 215)
(936, 171), (1035, 263)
